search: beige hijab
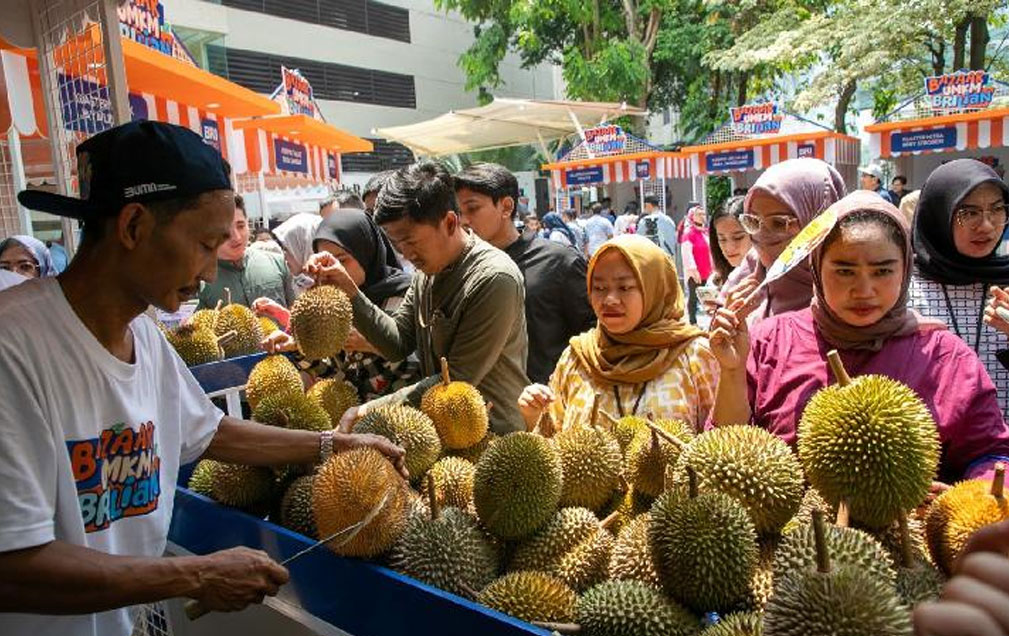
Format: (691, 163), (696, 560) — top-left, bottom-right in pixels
(570, 235), (704, 385)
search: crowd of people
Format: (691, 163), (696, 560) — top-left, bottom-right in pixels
(2, 120), (1009, 636)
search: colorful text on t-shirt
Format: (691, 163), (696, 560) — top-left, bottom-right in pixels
(66, 421), (162, 533)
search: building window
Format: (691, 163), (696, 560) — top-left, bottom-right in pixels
(219, 0), (411, 43)
(208, 46), (416, 109)
(341, 138), (415, 173)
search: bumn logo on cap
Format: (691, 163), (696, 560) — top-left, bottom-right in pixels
(123, 183), (178, 198)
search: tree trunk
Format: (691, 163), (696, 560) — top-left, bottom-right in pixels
(711, 70), (722, 111)
(969, 16), (989, 70)
(929, 37), (945, 75)
(953, 17), (970, 70)
(737, 71), (749, 107)
(834, 80), (857, 133)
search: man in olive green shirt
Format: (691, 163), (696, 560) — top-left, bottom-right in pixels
(198, 195), (295, 309)
(307, 161), (528, 435)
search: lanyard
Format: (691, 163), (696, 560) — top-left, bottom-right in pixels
(614, 382), (649, 418)
(940, 283), (987, 353)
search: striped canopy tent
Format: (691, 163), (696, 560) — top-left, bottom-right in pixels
(680, 110), (861, 191)
(865, 74), (1009, 187)
(541, 129), (691, 215)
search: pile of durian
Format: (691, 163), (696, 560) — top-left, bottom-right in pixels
(186, 301), (1009, 636)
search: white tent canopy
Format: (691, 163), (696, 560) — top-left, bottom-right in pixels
(373, 98), (647, 157)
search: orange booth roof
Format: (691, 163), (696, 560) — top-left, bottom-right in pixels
(233, 115), (373, 153)
(680, 130), (856, 154)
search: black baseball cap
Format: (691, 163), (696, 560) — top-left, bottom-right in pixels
(18, 120), (231, 220)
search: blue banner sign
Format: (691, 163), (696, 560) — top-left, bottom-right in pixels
(566, 166), (605, 185)
(706, 150), (754, 172)
(891, 127), (957, 153)
(274, 138), (308, 173)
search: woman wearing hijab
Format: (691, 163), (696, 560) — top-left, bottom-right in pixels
(0, 235), (56, 279)
(721, 158), (847, 323)
(518, 235), (718, 433)
(710, 191), (1009, 483)
(263, 210), (419, 401)
(908, 159), (1009, 416)
(542, 211), (578, 248)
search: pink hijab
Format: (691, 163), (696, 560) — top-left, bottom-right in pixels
(810, 191), (945, 351)
(724, 158), (847, 319)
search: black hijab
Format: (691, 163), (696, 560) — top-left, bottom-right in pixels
(313, 209), (413, 304)
(913, 158), (1009, 285)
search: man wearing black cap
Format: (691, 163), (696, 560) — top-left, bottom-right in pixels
(0, 121), (404, 636)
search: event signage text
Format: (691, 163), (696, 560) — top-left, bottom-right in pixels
(925, 71), (995, 111)
(583, 125), (626, 156)
(201, 119), (221, 152)
(706, 149), (754, 172)
(636, 162), (651, 179)
(274, 138), (309, 173)
(797, 143), (816, 158)
(565, 166), (605, 185)
(730, 103), (783, 135)
(891, 127), (957, 153)
(58, 74), (113, 134)
(282, 67), (316, 118)
(118, 0), (195, 65)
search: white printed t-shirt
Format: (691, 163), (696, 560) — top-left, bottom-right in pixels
(0, 278), (223, 636)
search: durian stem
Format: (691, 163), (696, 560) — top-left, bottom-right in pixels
(812, 510), (832, 574)
(277, 411), (290, 429)
(427, 473), (439, 521)
(214, 299), (223, 313)
(650, 428), (660, 452)
(216, 330), (238, 347)
(485, 401), (494, 416)
(644, 418), (685, 450)
(618, 474), (630, 493)
(836, 499), (850, 528)
(457, 581), (479, 599)
(898, 511), (915, 569)
(686, 466), (698, 499)
(589, 393), (601, 430)
(826, 350), (852, 387)
(439, 357), (451, 386)
(212, 300), (223, 331)
(597, 409), (619, 427)
(224, 287), (232, 307)
(993, 463), (1006, 499)
(600, 510), (621, 531)
(532, 622), (581, 634)
(537, 412), (556, 438)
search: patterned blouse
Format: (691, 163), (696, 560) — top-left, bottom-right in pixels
(907, 273), (1009, 417)
(547, 337), (719, 433)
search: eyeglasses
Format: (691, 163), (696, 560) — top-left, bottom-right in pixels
(0, 260), (39, 276)
(954, 202), (1009, 229)
(739, 213), (799, 236)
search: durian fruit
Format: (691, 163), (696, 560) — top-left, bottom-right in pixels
(446, 431), (496, 464)
(626, 419), (694, 498)
(773, 518), (896, 587)
(861, 511), (931, 568)
(354, 405), (442, 483)
(257, 315), (280, 338)
(893, 512), (944, 607)
(555, 422), (622, 511)
(165, 323), (224, 366)
(782, 488), (835, 535)
(473, 431), (563, 540)
(509, 507), (615, 592)
(599, 485), (654, 535)
(187, 460), (216, 497)
(608, 415), (649, 456)
(421, 358), (489, 450)
(215, 295), (263, 358)
(189, 308), (218, 331)
(702, 612), (763, 636)
(312, 447), (411, 557)
(391, 481), (498, 599)
(763, 511), (912, 636)
(246, 355), (303, 409)
(422, 456), (475, 512)
(608, 513), (660, 587)
(198, 460), (276, 514)
(308, 378), (360, 427)
(670, 425), (803, 535)
(478, 571), (577, 624)
(253, 390), (332, 432)
(745, 536), (778, 611)
(290, 285), (353, 360)
(798, 352), (940, 529)
(649, 470), (759, 613)
(575, 580), (701, 636)
(279, 475), (318, 539)
(926, 464), (1009, 574)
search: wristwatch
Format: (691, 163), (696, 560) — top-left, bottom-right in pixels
(319, 430), (335, 464)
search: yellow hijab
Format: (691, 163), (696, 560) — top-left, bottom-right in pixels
(570, 235), (705, 386)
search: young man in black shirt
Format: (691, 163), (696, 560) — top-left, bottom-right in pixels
(456, 163), (596, 384)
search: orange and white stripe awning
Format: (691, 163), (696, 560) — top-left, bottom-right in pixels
(681, 131), (860, 176)
(865, 108), (1009, 159)
(542, 151), (692, 190)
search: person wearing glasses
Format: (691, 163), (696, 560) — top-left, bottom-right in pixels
(0, 235), (56, 280)
(908, 159), (1009, 416)
(719, 158), (847, 325)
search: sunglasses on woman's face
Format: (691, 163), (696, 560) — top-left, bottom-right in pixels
(739, 213), (798, 236)
(954, 202), (1009, 230)
(0, 259), (39, 276)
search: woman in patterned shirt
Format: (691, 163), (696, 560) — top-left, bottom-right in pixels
(518, 235), (719, 433)
(908, 159), (1009, 417)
